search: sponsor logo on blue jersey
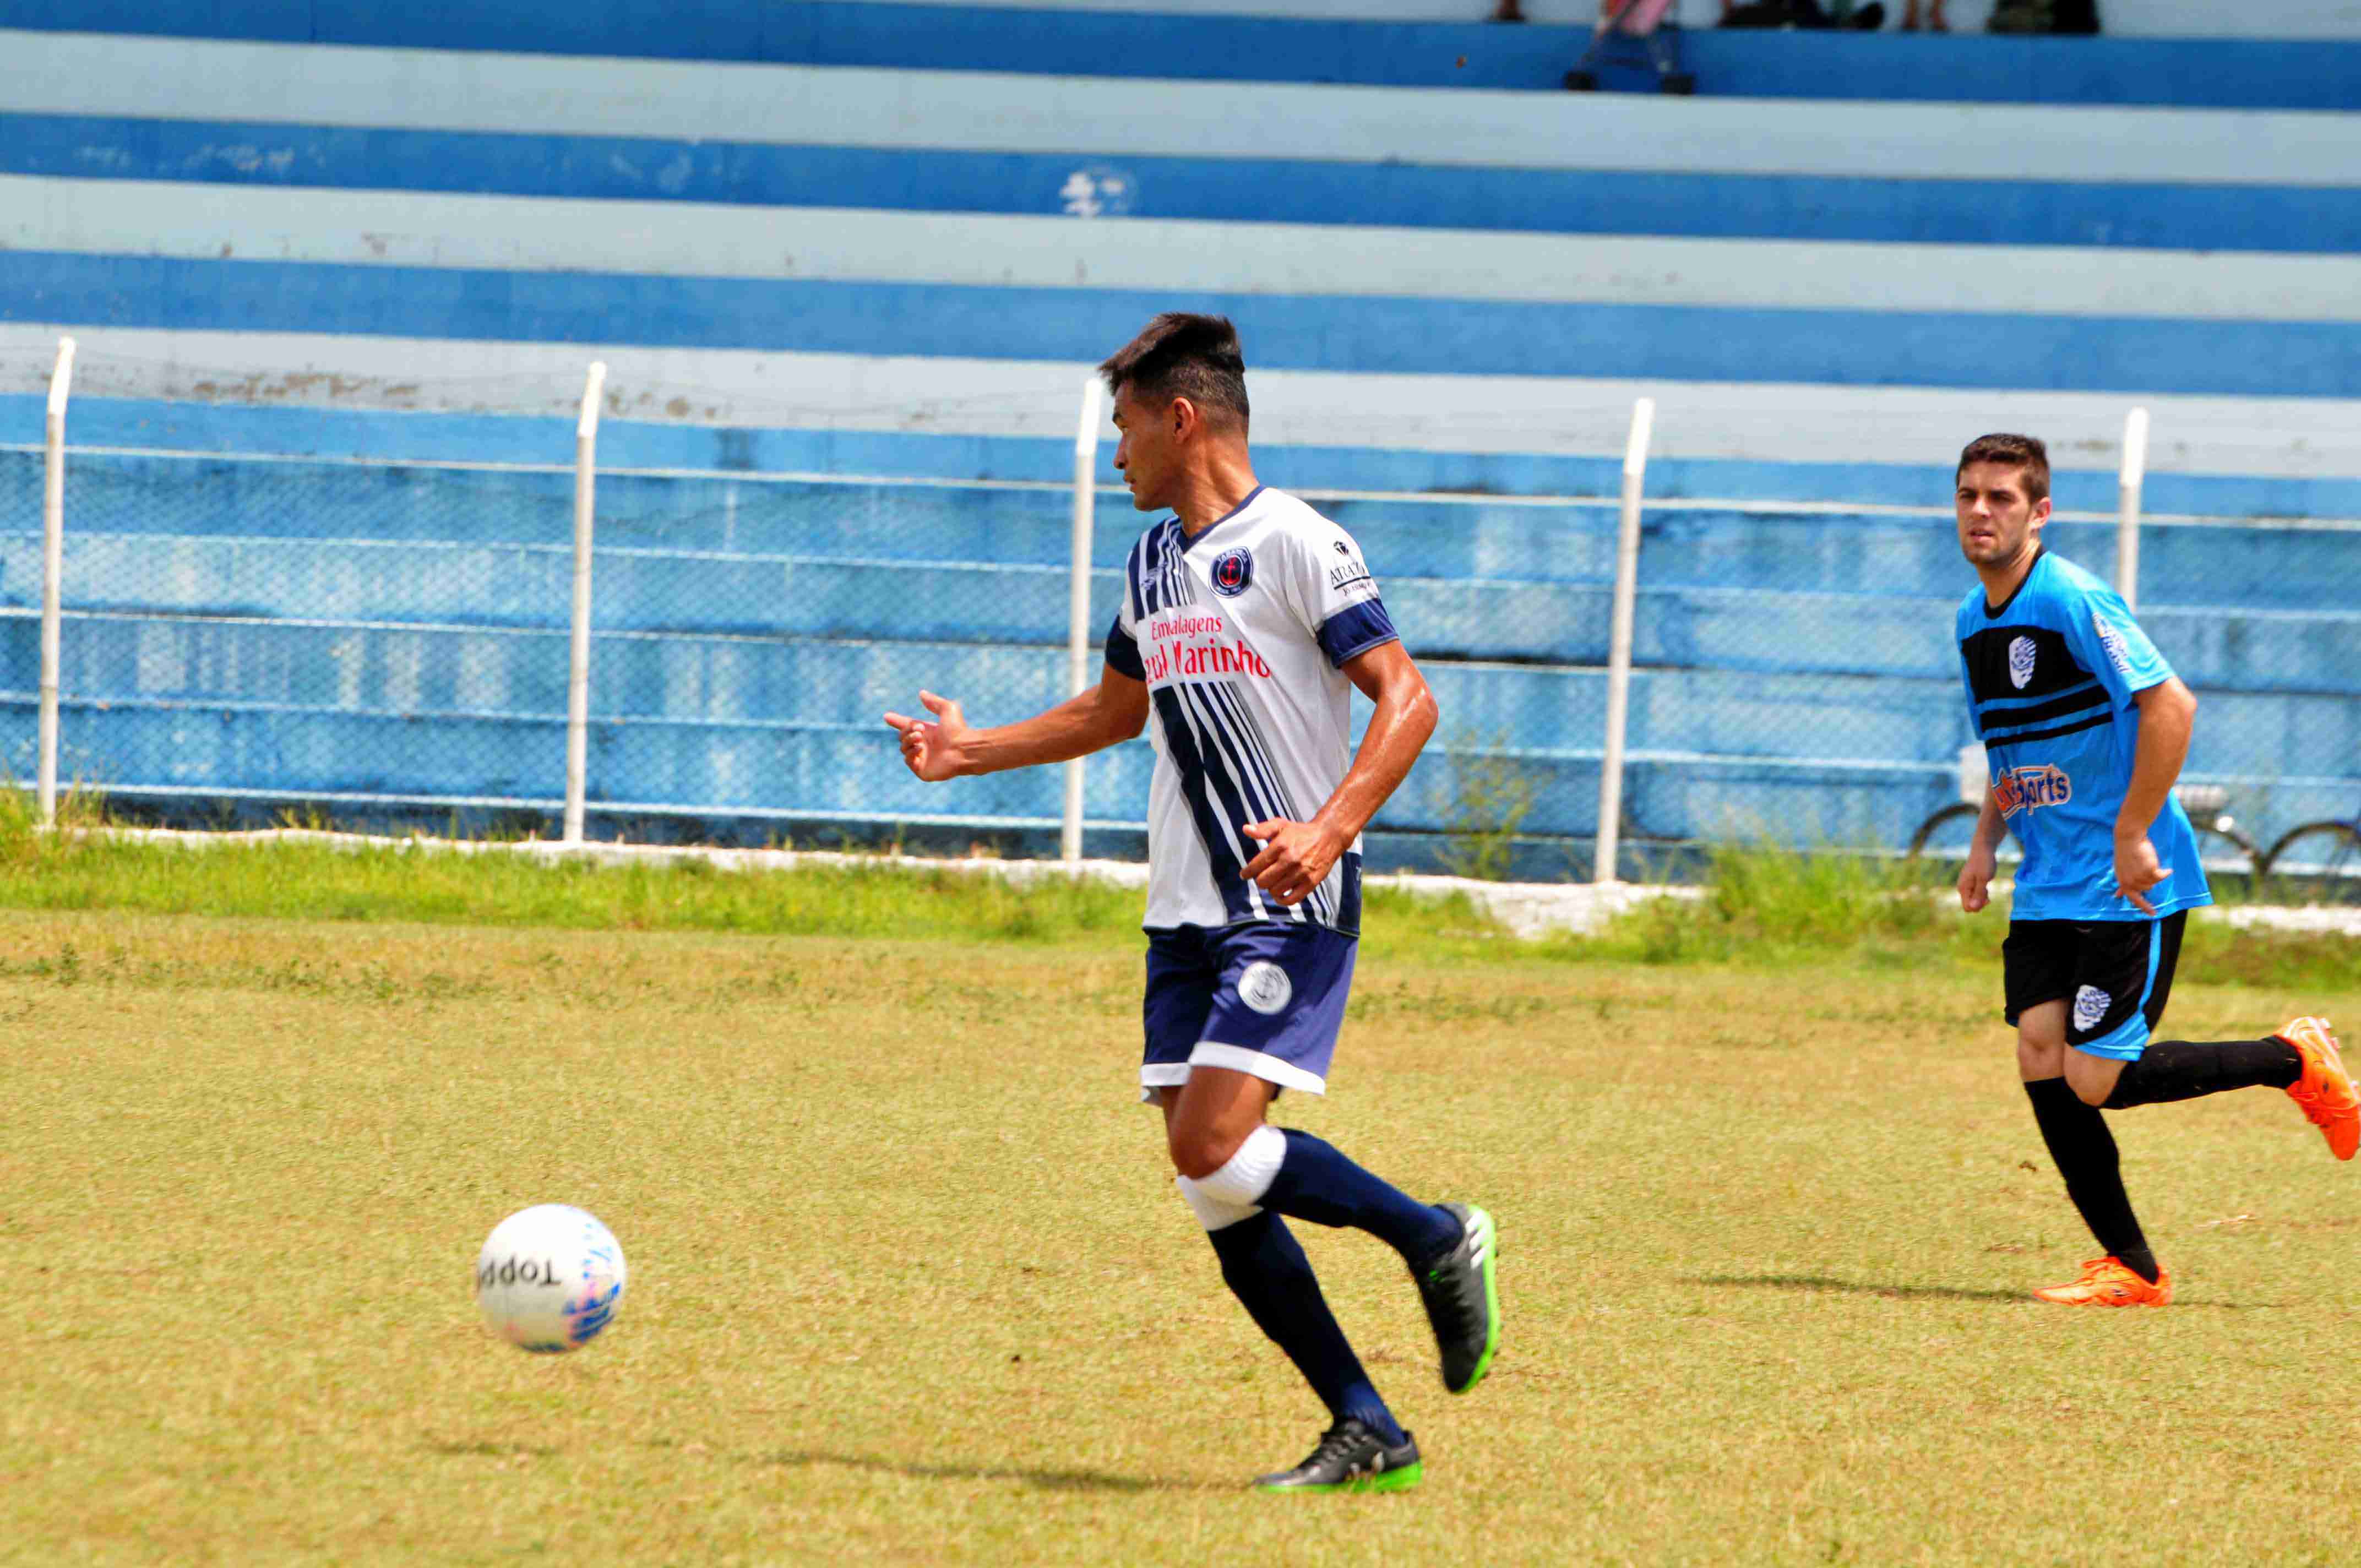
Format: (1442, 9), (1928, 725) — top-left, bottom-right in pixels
(1994, 763), (2073, 818)
(2092, 609), (2134, 675)
(1210, 546), (1255, 597)
(2008, 636), (2037, 689)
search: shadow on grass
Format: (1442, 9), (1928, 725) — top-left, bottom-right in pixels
(1690, 1273), (2031, 1303)
(1693, 1272), (2268, 1310)
(755, 1449), (1221, 1494)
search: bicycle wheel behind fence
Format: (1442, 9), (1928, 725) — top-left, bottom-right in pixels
(2257, 823), (2361, 909)
(1905, 802), (1984, 887)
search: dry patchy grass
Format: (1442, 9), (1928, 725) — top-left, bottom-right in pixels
(4, 910), (2359, 1566)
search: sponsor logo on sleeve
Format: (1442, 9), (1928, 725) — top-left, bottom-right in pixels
(2072, 984), (2113, 1034)
(1237, 960), (1293, 1015)
(1324, 535), (1375, 597)
(2008, 636), (2037, 690)
(1209, 546), (1254, 597)
(1993, 764), (2072, 818)
(2092, 610), (2133, 675)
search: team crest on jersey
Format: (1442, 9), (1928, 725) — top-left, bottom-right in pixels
(1238, 960), (1293, 1015)
(1209, 546), (1255, 597)
(2092, 611), (2132, 674)
(2072, 985), (2113, 1033)
(1993, 763), (2072, 818)
(2008, 636), (2037, 690)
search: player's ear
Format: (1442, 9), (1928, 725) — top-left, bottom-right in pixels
(1167, 395), (1199, 442)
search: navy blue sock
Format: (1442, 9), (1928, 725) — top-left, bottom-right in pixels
(1259, 1128), (1462, 1264)
(1207, 1212), (1406, 1445)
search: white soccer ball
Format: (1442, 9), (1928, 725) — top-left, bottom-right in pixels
(475, 1204), (628, 1353)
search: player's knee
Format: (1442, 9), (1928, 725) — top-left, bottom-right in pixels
(1167, 1123), (1247, 1181)
(2063, 1061), (2116, 1107)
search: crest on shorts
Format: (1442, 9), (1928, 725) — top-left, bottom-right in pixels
(1209, 546), (1254, 598)
(2008, 636), (2036, 690)
(2072, 984), (2112, 1034)
(1238, 960), (1292, 1015)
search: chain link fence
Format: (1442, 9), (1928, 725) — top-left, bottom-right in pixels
(6, 399), (2355, 884)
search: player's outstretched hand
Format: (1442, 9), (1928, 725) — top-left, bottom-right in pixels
(1957, 843), (1996, 914)
(883, 690), (971, 782)
(1241, 817), (1346, 907)
(2113, 833), (2170, 917)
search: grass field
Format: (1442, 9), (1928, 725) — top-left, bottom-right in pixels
(6, 839), (2361, 1565)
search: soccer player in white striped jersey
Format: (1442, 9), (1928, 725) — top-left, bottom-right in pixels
(885, 313), (1499, 1493)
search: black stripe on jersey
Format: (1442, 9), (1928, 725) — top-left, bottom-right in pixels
(1177, 683), (1303, 925)
(1959, 625), (2089, 705)
(1978, 682), (2110, 742)
(1150, 685), (1258, 924)
(1125, 526), (1158, 621)
(1130, 518), (1189, 619)
(1984, 709), (2115, 752)
(1201, 680), (1326, 925)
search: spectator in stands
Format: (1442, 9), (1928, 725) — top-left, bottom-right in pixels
(1989, 0), (2101, 32)
(1719, 0), (1887, 28)
(1901, 0), (1946, 29)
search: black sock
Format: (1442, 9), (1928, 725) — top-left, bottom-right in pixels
(1258, 1128), (1462, 1263)
(2023, 1079), (2159, 1283)
(1206, 1212), (1406, 1445)
(2104, 1038), (2303, 1109)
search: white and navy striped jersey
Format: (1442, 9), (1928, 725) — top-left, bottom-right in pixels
(1103, 486), (1399, 936)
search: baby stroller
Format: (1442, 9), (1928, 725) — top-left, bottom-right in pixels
(1565, 0), (1693, 94)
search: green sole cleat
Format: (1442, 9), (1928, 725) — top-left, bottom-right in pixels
(1258, 1462), (1423, 1495)
(1416, 1202), (1500, 1395)
(1254, 1420), (1423, 1494)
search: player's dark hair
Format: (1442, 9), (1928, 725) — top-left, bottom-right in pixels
(1098, 313), (1250, 432)
(1957, 432), (2050, 505)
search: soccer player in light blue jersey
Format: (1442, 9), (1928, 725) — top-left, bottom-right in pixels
(1951, 433), (2355, 1306)
(885, 314), (1499, 1489)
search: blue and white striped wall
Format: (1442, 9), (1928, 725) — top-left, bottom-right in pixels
(1, 10), (2355, 858)
(4, 28), (2360, 477)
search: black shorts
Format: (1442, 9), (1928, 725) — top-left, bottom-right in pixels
(2003, 913), (2185, 1060)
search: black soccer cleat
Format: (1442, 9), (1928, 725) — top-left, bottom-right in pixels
(1253, 1419), (1422, 1494)
(1412, 1202), (1500, 1394)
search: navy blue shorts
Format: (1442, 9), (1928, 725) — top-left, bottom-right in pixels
(1139, 921), (1357, 1101)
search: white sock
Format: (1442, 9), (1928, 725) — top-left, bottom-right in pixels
(1176, 1177), (1259, 1232)
(1189, 1123), (1287, 1208)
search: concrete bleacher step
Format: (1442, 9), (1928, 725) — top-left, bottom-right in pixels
(18, 4), (2360, 108)
(17, 111), (2359, 256)
(10, 606), (2352, 783)
(6, 521), (2352, 691)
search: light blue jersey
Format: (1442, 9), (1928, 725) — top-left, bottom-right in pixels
(1956, 549), (2212, 923)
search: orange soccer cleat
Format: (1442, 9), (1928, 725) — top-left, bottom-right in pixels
(2276, 1016), (2358, 1161)
(2032, 1256), (2174, 1307)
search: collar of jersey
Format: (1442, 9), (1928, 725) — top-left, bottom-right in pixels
(1177, 485), (1267, 552)
(1981, 545), (2047, 620)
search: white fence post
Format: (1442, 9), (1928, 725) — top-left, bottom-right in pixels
(564, 361), (606, 845)
(39, 336), (75, 827)
(1061, 375), (1105, 863)
(1593, 396), (1653, 887)
(2116, 406), (2148, 613)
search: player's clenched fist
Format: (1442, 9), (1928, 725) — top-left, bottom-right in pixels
(1241, 816), (1347, 907)
(883, 690), (971, 781)
(1957, 842), (1995, 913)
